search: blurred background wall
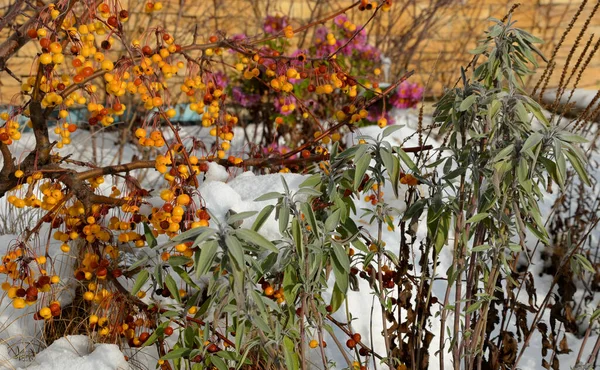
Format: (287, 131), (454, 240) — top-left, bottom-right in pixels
(0, 0), (598, 103)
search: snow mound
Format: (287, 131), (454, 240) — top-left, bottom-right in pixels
(0, 335), (129, 370)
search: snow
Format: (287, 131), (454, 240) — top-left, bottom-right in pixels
(0, 335), (129, 370)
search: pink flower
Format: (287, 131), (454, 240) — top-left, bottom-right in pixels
(263, 15), (288, 35)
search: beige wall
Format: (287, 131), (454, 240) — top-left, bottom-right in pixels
(0, 0), (598, 103)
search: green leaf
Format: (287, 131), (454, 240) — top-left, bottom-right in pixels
(131, 270), (149, 295)
(283, 337), (299, 370)
(325, 209), (341, 232)
(493, 144), (515, 163)
(227, 211), (257, 225)
(574, 254), (595, 273)
(382, 125), (403, 138)
(291, 217), (302, 254)
(331, 242), (350, 273)
(282, 265), (298, 305)
(557, 132), (588, 143)
(521, 132), (543, 155)
(459, 95), (478, 111)
(165, 274), (181, 303)
(591, 308), (600, 322)
(472, 244), (492, 252)
(210, 356), (228, 370)
(515, 100), (529, 124)
(466, 300), (483, 314)
(143, 223), (157, 248)
(191, 228), (217, 248)
(488, 99), (501, 122)
(469, 44), (488, 55)
(332, 257), (348, 294)
(235, 229), (277, 252)
(300, 202), (319, 238)
(225, 235), (245, 269)
(278, 202), (290, 234)
(172, 266), (200, 289)
(252, 205), (274, 232)
(380, 147), (401, 197)
(194, 240), (218, 278)
(353, 152), (371, 191)
(127, 256), (149, 271)
(329, 283), (346, 313)
(299, 174), (321, 188)
(168, 255), (191, 267)
(564, 149), (591, 186)
(554, 140), (566, 188)
(254, 192), (283, 201)
(396, 147), (417, 172)
(466, 212), (490, 224)
(143, 321), (170, 346)
(295, 187), (322, 197)
(161, 348), (192, 360)
(173, 226), (210, 242)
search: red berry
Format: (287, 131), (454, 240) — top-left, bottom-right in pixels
(107, 16), (118, 27)
(139, 332), (150, 342)
(39, 38), (51, 49)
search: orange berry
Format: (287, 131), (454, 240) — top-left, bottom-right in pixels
(176, 194), (190, 206)
(264, 286), (274, 296)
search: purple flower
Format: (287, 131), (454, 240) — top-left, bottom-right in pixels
(274, 96), (296, 116)
(334, 14), (349, 26)
(389, 81), (423, 109)
(263, 142), (292, 156)
(230, 33), (248, 42)
(368, 106), (396, 126)
(211, 72), (229, 90)
(263, 15), (288, 35)
(231, 87), (261, 108)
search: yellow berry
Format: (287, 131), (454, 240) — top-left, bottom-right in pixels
(39, 307), (52, 319)
(13, 298), (26, 309)
(40, 53), (53, 65)
(176, 194), (190, 206)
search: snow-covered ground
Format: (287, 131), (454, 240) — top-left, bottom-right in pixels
(0, 107), (598, 369)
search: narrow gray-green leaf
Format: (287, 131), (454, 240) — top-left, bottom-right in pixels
(459, 95), (477, 111)
(396, 147), (417, 172)
(252, 205), (274, 232)
(195, 240), (218, 278)
(466, 212), (489, 224)
(225, 235), (245, 268)
(131, 270), (149, 295)
(353, 152), (371, 191)
(254, 192), (283, 202)
(325, 209), (341, 232)
(227, 211), (257, 225)
(235, 229), (277, 253)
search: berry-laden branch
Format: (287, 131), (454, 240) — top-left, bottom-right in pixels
(281, 70), (417, 161)
(0, 142), (15, 178)
(72, 142), (431, 186)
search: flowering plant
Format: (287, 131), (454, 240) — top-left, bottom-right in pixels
(226, 14), (423, 151)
